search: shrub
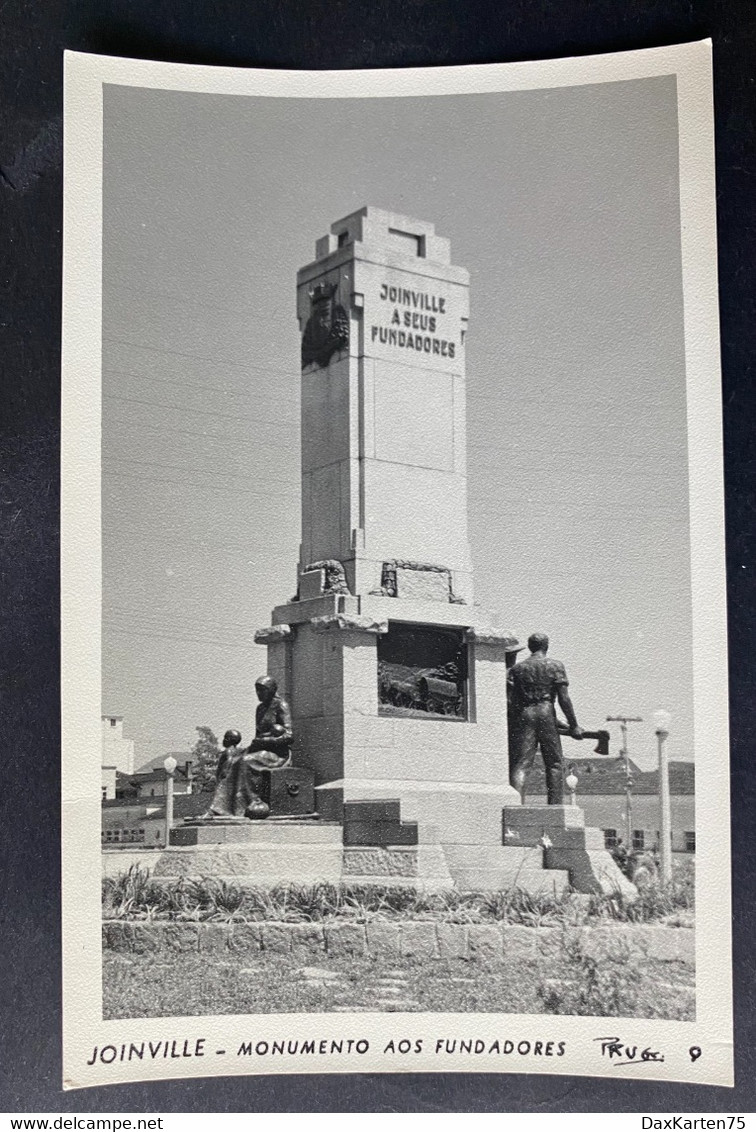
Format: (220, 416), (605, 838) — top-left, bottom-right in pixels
(208, 880), (246, 920)
(537, 937), (641, 1016)
(477, 887), (572, 927)
(536, 931), (694, 1020)
(102, 872), (694, 925)
(102, 864), (163, 919)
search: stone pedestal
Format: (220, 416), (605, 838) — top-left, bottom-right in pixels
(502, 804), (635, 896)
(154, 821), (342, 884)
(257, 598), (521, 838)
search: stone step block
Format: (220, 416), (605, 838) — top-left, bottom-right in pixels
(152, 844), (343, 883)
(502, 804), (585, 831)
(543, 848), (603, 894)
(344, 799), (401, 823)
(416, 845), (455, 884)
(502, 924), (538, 961)
(314, 785), (345, 822)
(260, 923), (293, 953)
(343, 846), (417, 877)
(584, 849), (637, 897)
(444, 843), (545, 872)
(343, 820), (418, 847)
(399, 791), (517, 845)
(444, 845), (571, 895)
(288, 923), (327, 956)
(584, 827), (608, 850)
(503, 825), (587, 850)
(226, 924), (263, 952)
(172, 821), (343, 846)
(543, 847), (636, 897)
(450, 868), (571, 896)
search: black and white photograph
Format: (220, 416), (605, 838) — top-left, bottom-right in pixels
(60, 42), (731, 1089)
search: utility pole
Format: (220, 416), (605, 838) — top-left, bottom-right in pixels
(606, 715), (643, 850)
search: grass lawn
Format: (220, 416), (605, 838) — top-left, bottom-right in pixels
(103, 948), (694, 1021)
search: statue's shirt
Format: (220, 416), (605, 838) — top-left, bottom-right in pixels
(508, 654), (569, 706)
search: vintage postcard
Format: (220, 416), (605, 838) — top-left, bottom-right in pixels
(61, 42), (731, 1089)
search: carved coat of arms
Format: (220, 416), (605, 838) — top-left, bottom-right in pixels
(301, 282), (349, 368)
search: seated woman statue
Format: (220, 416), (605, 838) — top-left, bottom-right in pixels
(203, 675), (293, 820)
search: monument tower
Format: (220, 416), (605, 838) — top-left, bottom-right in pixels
(170, 206), (631, 895)
(255, 207), (542, 889)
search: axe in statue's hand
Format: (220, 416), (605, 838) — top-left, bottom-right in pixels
(556, 720), (611, 756)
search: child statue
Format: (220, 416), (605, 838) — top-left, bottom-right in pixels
(203, 675), (293, 820)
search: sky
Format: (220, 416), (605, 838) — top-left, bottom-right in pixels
(101, 75), (692, 772)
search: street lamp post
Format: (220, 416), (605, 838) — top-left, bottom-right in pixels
(565, 764), (579, 808)
(163, 755), (177, 848)
(606, 715), (643, 849)
(653, 710), (673, 883)
(625, 775), (634, 852)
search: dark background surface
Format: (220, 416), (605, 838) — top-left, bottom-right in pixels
(1, 0), (754, 1113)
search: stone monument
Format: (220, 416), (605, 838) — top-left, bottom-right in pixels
(158, 206), (632, 898)
(255, 207), (577, 891)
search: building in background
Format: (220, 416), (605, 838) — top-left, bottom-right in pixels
(101, 714), (135, 799)
(102, 749), (196, 845)
(102, 791), (207, 846)
(526, 756), (694, 854)
(116, 753), (194, 800)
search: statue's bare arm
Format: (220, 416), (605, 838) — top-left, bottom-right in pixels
(556, 685), (583, 738)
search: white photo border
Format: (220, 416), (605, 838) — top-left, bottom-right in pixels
(61, 41), (731, 1090)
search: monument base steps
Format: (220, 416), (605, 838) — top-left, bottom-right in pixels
(553, 848), (637, 897)
(441, 844), (571, 895)
(342, 843), (454, 888)
(502, 805), (636, 896)
(170, 821), (341, 847)
(152, 840), (344, 884)
(145, 804), (636, 896)
(316, 780), (519, 845)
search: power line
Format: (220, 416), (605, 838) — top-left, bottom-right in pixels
(106, 455), (297, 488)
(106, 604), (287, 623)
(106, 625), (276, 647)
(103, 337), (299, 381)
(104, 469), (298, 498)
(104, 365), (301, 404)
(103, 391), (291, 425)
(106, 625), (263, 648)
(105, 415), (297, 446)
(106, 613), (278, 638)
(102, 335), (471, 383)
(107, 282), (269, 320)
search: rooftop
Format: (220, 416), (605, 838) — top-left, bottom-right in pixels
(134, 751), (192, 774)
(527, 756), (694, 796)
(102, 792), (209, 820)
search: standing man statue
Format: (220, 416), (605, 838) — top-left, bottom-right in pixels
(203, 675), (294, 820)
(508, 633), (583, 805)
